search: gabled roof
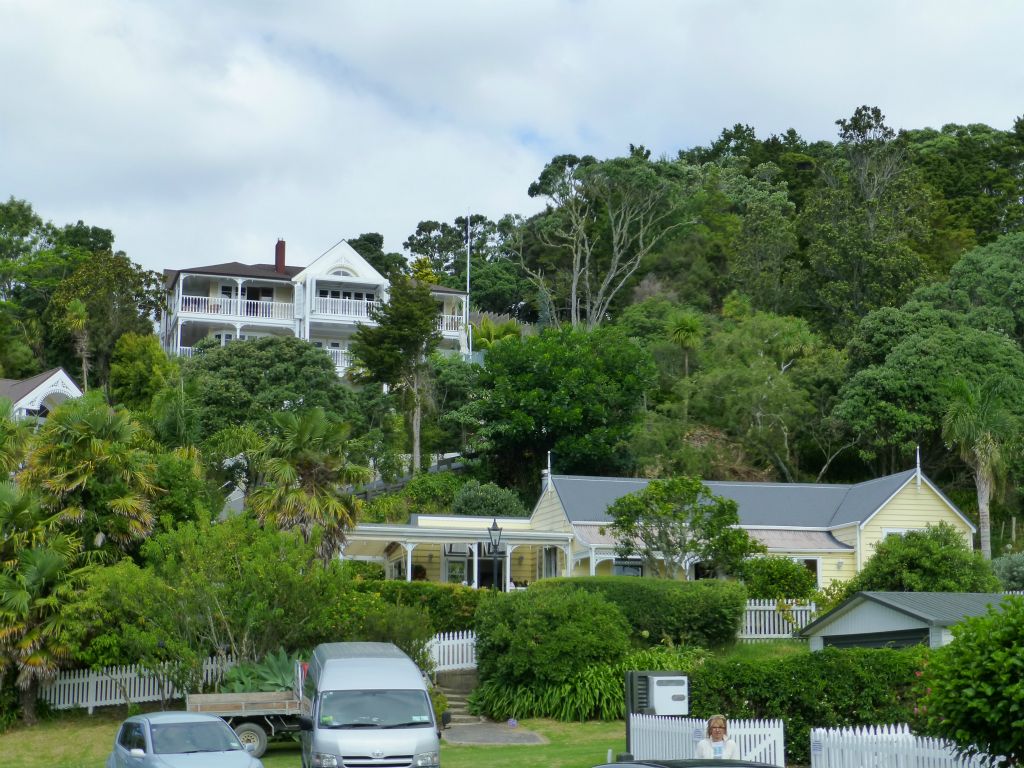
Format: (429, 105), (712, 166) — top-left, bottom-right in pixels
(0, 368), (67, 403)
(547, 469), (968, 531)
(798, 591), (1008, 636)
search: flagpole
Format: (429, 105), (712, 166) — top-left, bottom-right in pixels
(466, 211), (473, 357)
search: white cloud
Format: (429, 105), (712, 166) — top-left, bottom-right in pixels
(2, 0), (1022, 273)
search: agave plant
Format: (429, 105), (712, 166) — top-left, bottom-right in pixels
(221, 649), (299, 692)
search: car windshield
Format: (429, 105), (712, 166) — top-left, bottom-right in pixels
(150, 721), (243, 754)
(318, 689), (433, 728)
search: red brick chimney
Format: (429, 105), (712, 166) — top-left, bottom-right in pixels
(275, 239), (286, 273)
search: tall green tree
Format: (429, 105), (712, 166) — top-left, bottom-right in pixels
(182, 335), (358, 441)
(942, 377), (1018, 560)
(799, 106), (934, 340)
(526, 154), (691, 327)
(247, 408), (371, 566)
(459, 326), (656, 495)
(350, 275), (441, 473)
(45, 250), (163, 387)
(109, 332), (177, 412)
(608, 476), (764, 579)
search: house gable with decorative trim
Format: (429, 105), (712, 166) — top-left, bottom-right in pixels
(0, 368), (83, 419)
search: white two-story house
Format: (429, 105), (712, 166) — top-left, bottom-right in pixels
(159, 240), (468, 373)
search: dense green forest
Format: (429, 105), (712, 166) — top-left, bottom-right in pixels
(3, 105), (1024, 560)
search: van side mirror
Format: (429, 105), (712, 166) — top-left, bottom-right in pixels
(129, 749), (146, 758)
(298, 715), (314, 731)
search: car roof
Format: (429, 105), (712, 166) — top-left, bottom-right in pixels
(129, 711), (229, 725)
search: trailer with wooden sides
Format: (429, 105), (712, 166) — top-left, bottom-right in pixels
(185, 690), (302, 757)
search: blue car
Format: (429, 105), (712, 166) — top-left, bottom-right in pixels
(106, 711), (264, 768)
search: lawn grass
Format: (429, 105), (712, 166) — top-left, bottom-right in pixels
(0, 709), (624, 768)
(720, 639), (809, 663)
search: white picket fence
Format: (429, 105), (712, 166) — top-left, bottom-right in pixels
(629, 713), (785, 766)
(811, 724), (993, 768)
(739, 599), (817, 641)
(428, 630), (477, 671)
(40, 656), (233, 714)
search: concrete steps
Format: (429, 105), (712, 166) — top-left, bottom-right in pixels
(437, 686), (485, 725)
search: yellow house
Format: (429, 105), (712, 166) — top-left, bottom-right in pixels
(341, 467), (976, 589)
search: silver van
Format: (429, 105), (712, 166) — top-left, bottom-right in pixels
(298, 642), (450, 768)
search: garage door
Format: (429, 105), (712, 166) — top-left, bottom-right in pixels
(822, 628), (929, 649)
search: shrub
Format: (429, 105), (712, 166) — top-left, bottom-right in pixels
(353, 580), (482, 633)
(360, 603), (436, 674)
(847, 523), (1000, 593)
(917, 595), (1024, 764)
(402, 472), (466, 514)
(339, 560), (385, 581)
(451, 480), (527, 517)
(690, 646), (923, 765)
(739, 556), (816, 600)
(992, 552), (1024, 591)
(474, 587), (631, 689)
(470, 646), (708, 721)
(530, 576), (747, 648)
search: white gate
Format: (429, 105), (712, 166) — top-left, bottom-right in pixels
(427, 630), (477, 671)
(629, 714), (785, 766)
(810, 724), (992, 768)
(740, 599), (817, 641)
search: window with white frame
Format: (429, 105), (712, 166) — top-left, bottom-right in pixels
(612, 559), (643, 577)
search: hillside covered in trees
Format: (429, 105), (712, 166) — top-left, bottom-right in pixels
(3, 106), (1024, 556)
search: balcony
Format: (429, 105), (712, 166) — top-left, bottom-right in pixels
(312, 297), (382, 320)
(437, 315), (464, 334)
(179, 295), (295, 321)
(324, 348), (353, 371)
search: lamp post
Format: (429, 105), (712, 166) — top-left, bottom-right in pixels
(487, 518), (503, 590)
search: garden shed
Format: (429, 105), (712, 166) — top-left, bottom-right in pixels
(796, 591), (1007, 650)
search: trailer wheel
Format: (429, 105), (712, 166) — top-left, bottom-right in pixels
(234, 722), (268, 758)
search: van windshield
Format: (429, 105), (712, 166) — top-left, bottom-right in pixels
(317, 689), (434, 729)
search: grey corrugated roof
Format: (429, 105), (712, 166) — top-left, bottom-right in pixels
(550, 471), (922, 528)
(0, 368), (67, 404)
(798, 591), (1008, 636)
(747, 529), (853, 551)
(861, 591), (1007, 626)
(165, 262), (303, 288)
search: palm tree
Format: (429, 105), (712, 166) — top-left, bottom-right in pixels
(64, 299), (90, 392)
(0, 535), (91, 725)
(0, 398), (34, 475)
(247, 408), (372, 566)
(471, 315), (522, 351)
(0, 481), (62, 569)
(942, 376), (1017, 560)
(18, 393), (157, 555)
(666, 309), (704, 378)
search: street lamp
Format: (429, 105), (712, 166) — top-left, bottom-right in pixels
(487, 518), (503, 590)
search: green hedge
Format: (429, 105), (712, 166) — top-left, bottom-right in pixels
(690, 647), (923, 765)
(530, 576), (747, 648)
(470, 646), (709, 721)
(352, 580), (482, 633)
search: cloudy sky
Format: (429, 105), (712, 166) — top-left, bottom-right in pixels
(2, 1), (1022, 274)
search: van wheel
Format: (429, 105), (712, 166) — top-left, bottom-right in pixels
(234, 722), (268, 758)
